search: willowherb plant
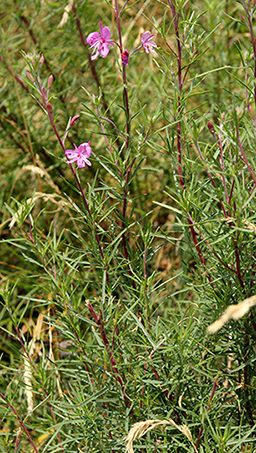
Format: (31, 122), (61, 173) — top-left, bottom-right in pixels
(0, 0), (256, 452)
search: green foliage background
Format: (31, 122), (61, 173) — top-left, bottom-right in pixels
(0, 0), (256, 452)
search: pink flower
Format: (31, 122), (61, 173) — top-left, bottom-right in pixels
(65, 142), (92, 168)
(86, 22), (114, 60)
(140, 31), (157, 54)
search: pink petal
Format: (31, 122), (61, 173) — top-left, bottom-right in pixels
(65, 150), (77, 159)
(87, 32), (100, 45)
(78, 143), (92, 158)
(65, 156), (77, 164)
(85, 147), (92, 158)
(101, 26), (111, 41)
(91, 50), (100, 60)
(101, 43), (110, 58)
(141, 31), (155, 45)
(77, 157), (86, 168)
(141, 31), (150, 43)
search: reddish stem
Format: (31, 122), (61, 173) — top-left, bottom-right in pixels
(87, 302), (128, 394)
(0, 56), (29, 92)
(71, 4), (109, 114)
(0, 393), (39, 453)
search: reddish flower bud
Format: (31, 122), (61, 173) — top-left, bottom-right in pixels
(70, 115), (80, 126)
(48, 74), (54, 89)
(46, 102), (53, 114)
(26, 70), (34, 82)
(207, 121), (215, 135)
(41, 86), (47, 102)
(121, 49), (129, 66)
(39, 55), (45, 65)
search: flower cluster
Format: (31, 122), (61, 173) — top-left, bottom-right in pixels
(67, 25), (157, 171)
(86, 22), (157, 62)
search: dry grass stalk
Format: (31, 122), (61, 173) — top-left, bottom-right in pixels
(9, 192), (70, 229)
(48, 307), (64, 398)
(23, 313), (44, 413)
(207, 295), (256, 334)
(58, 0), (74, 28)
(21, 165), (45, 177)
(11, 161), (60, 197)
(35, 156), (61, 194)
(123, 0), (151, 46)
(125, 419), (198, 453)
(220, 217), (256, 231)
(23, 354), (34, 413)
(244, 221), (256, 231)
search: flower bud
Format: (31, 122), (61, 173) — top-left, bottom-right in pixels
(121, 49), (129, 66)
(26, 70), (34, 82)
(207, 121), (215, 135)
(70, 115), (80, 126)
(240, 15), (247, 25)
(39, 55), (45, 65)
(46, 102), (53, 114)
(48, 74), (54, 89)
(41, 86), (47, 102)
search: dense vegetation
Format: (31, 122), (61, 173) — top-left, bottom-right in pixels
(1, 0), (256, 451)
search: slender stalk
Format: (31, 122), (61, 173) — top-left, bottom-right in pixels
(112, 0), (136, 287)
(0, 393), (39, 453)
(45, 103), (110, 284)
(99, 116), (126, 140)
(243, 331), (254, 427)
(168, 0), (184, 186)
(196, 377), (218, 449)
(0, 115), (27, 154)
(4, 304), (64, 453)
(21, 224), (98, 385)
(114, 0), (130, 149)
(72, 4), (109, 114)
(97, 108), (114, 154)
(87, 302), (127, 393)
(196, 140), (227, 217)
(0, 56), (29, 92)
(121, 158), (137, 289)
(233, 231), (245, 291)
(242, 1), (256, 108)
(218, 124), (229, 205)
(237, 131), (256, 185)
